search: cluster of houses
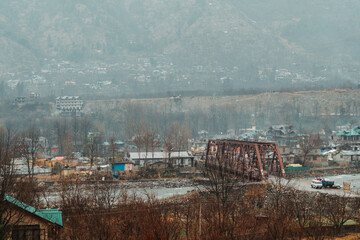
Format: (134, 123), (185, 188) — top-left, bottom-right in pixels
(192, 124), (360, 168)
(6, 124), (360, 238)
(30, 147), (195, 178)
(16, 123), (360, 179)
(4, 54), (342, 103)
(237, 124), (360, 167)
(14, 92), (41, 104)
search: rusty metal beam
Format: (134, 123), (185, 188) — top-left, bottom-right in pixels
(205, 139), (286, 181)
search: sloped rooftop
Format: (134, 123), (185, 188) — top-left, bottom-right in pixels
(130, 151), (192, 159)
(5, 194), (63, 227)
(337, 126), (360, 136)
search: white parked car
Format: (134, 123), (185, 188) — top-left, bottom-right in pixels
(311, 180), (323, 189)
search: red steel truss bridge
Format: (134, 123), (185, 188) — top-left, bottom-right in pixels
(205, 139), (286, 181)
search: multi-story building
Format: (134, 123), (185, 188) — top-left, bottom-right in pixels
(266, 125), (297, 146)
(333, 126), (360, 142)
(56, 96), (83, 115)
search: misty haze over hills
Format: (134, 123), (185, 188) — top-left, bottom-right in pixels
(1, 0), (360, 97)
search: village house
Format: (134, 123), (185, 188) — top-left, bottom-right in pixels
(35, 156), (78, 168)
(278, 146), (296, 165)
(303, 148), (328, 167)
(111, 161), (133, 172)
(239, 129), (262, 141)
(323, 149), (360, 166)
(3, 194), (63, 240)
(281, 147), (328, 167)
(266, 125), (297, 146)
(333, 126), (360, 142)
(129, 151), (194, 168)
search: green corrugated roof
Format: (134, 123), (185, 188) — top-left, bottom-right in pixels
(337, 131), (346, 136)
(5, 194), (63, 227)
(337, 126), (360, 136)
(240, 130), (257, 138)
(297, 133), (309, 137)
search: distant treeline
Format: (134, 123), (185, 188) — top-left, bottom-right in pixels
(81, 83), (359, 101)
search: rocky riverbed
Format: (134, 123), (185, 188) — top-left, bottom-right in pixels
(118, 179), (196, 189)
(45, 179), (199, 203)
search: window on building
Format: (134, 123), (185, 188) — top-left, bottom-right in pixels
(12, 225), (42, 240)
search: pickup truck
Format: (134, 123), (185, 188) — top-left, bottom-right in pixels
(311, 180), (323, 189)
(313, 178), (339, 188)
(320, 178), (334, 188)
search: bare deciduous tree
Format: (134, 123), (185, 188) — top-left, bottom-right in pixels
(164, 122), (191, 167)
(297, 132), (322, 166)
(19, 126), (41, 178)
(200, 145), (248, 239)
(108, 136), (118, 163)
(0, 126), (42, 239)
(84, 132), (102, 169)
(323, 194), (359, 235)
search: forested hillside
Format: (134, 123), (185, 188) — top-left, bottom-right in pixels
(1, 0), (360, 77)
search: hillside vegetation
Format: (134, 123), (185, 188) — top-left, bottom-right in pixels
(1, 0), (360, 74)
(85, 88), (360, 134)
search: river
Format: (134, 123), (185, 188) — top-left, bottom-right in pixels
(43, 180), (199, 204)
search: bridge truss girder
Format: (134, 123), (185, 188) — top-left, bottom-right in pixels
(205, 139), (286, 181)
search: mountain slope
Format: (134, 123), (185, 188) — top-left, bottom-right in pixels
(0, 0), (360, 73)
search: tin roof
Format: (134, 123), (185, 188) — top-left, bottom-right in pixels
(5, 194), (63, 227)
(130, 151), (192, 160)
(337, 126), (360, 136)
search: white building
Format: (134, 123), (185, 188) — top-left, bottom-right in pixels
(323, 150), (360, 166)
(129, 151), (194, 168)
(56, 96), (83, 114)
